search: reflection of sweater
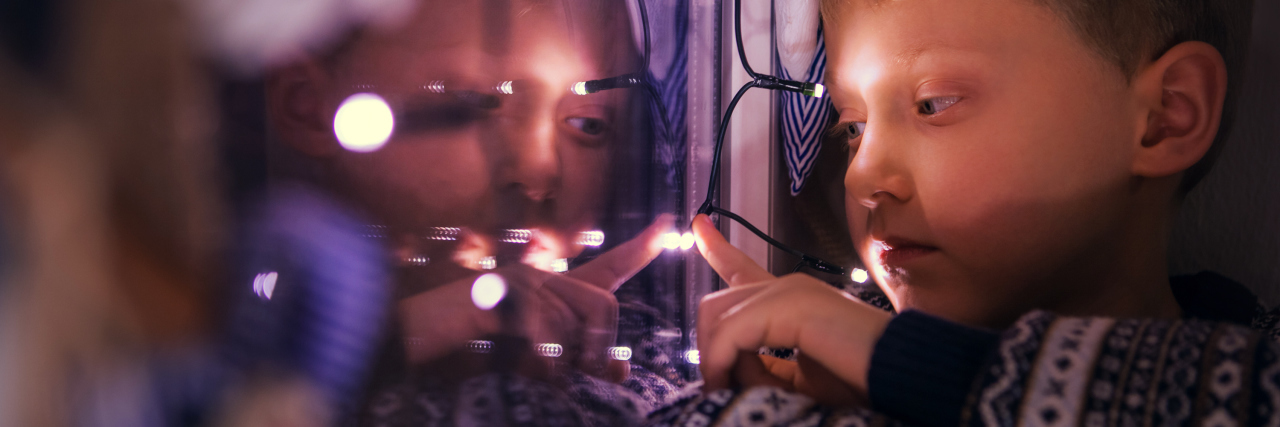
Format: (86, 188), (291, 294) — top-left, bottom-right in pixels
(647, 272), (1280, 427)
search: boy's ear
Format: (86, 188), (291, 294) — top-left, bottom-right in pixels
(266, 59), (341, 157)
(1131, 41), (1228, 178)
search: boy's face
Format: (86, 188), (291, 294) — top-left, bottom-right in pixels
(827, 0), (1148, 327)
(318, 1), (631, 269)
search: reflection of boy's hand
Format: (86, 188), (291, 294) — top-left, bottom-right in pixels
(692, 214), (891, 405)
(399, 214), (674, 379)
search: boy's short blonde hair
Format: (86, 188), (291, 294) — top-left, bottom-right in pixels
(820, 0), (1255, 193)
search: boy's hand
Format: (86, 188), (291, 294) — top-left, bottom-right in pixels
(399, 214), (674, 378)
(693, 214), (891, 402)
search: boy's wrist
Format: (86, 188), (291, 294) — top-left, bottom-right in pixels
(800, 298), (892, 393)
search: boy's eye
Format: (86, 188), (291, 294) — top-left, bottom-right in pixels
(917, 96), (960, 115)
(845, 122), (867, 139)
(566, 117), (607, 136)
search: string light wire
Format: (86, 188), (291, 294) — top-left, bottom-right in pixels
(696, 0), (846, 276)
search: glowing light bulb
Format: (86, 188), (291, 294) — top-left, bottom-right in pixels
(852, 268), (869, 283)
(608, 346), (633, 361)
(500, 229), (532, 244)
(471, 273), (507, 310)
(334, 93), (394, 152)
(685, 350), (700, 364)
(577, 230), (605, 247)
(810, 83), (825, 98)
(468, 340), (493, 353)
(252, 271), (278, 300)
(662, 232), (681, 250)
(551, 258), (569, 273)
(679, 232), (696, 250)
(571, 81), (589, 95)
(536, 343), (564, 358)
(427, 227), (460, 241)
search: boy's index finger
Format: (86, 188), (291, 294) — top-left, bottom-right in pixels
(692, 214), (775, 287)
(568, 214), (674, 292)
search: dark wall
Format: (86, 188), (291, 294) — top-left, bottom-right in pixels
(1170, 0), (1280, 304)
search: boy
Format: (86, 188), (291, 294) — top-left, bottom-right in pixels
(651, 0), (1262, 425)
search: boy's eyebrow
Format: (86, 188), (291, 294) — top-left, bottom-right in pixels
(894, 45), (931, 68)
(892, 41), (958, 69)
(824, 40), (985, 97)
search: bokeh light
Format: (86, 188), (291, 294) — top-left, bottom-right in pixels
(537, 343), (564, 358)
(577, 230), (605, 247)
(333, 93), (394, 152)
(608, 346), (633, 361)
(851, 268), (869, 283)
(551, 258), (569, 273)
(471, 273), (507, 310)
(679, 232), (696, 250)
(252, 271), (278, 300)
(662, 232), (681, 250)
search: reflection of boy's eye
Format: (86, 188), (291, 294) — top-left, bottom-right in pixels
(396, 100), (488, 134)
(917, 96), (960, 115)
(566, 117), (607, 136)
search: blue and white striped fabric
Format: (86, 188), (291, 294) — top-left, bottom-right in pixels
(777, 27), (832, 195)
(225, 183), (391, 406)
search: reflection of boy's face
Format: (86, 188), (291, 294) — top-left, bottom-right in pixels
(828, 0), (1148, 327)
(322, 2), (629, 262)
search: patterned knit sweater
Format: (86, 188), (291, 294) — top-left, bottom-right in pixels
(647, 272), (1280, 427)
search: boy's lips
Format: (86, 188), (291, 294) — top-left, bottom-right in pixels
(874, 237), (939, 268)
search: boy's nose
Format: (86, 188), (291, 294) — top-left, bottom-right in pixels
(495, 113), (561, 202)
(845, 127), (914, 209)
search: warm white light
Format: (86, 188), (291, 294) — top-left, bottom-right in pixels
(537, 343), (564, 358)
(501, 229), (533, 244)
(497, 81), (514, 95)
(551, 258), (569, 273)
(468, 340), (493, 353)
(577, 230), (605, 247)
(479, 256), (497, 270)
(571, 81), (589, 95)
(662, 232), (681, 250)
(679, 232), (696, 250)
(811, 83), (825, 98)
(851, 268), (869, 283)
(424, 80), (445, 93)
(252, 271), (278, 300)
(471, 273), (507, 310)
(334, 93), (394, 152)
(427, 227), (460, 241)
(608, 346), (633, 361)
(685, 349), (700, 364)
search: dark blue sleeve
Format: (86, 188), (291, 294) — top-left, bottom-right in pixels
(869, 310), (1000, 427)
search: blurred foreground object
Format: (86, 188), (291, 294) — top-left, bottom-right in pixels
(0, 0), (390, 425)
(0, 0), (220, 424)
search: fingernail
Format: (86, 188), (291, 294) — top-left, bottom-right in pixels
(696, 214), (713, 228)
